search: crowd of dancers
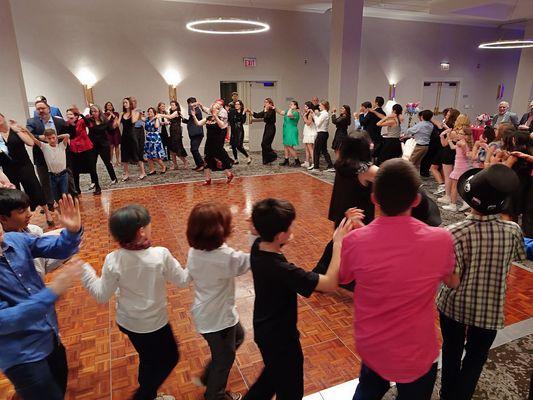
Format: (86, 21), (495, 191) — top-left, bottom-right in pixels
(0, 92), (532, 400)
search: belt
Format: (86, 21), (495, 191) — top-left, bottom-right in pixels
(49, 169), (67, 177)
(415, 144), (429, 147)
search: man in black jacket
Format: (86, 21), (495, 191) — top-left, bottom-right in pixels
(358, 97), (386, 160)
(184, 97), (205, 171)
(26, 100), (68, 208)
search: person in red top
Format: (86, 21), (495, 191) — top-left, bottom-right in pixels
(339, 158), (459, 400)
(65, 108), (101, 195)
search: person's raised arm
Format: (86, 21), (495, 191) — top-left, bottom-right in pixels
(163, 249), (190, 288)
(370, 108), (386, 119)
(440, 129), (450, 147)
(9, 121), (36, 146)
(275, 108), (286, 116)
(377, 116), (395, 127)
(190, 108), (207, 126)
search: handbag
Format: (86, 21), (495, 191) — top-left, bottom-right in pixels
(402, 138), (416, 160)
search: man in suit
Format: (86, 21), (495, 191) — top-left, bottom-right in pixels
(33, 96), (62, 118)
(518, 100), (533, 133)
(491, 101), (519, 128)
(26, 100), (68, 208)
(358, 98), (386, 159)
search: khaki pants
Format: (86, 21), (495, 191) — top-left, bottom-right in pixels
(410, 145), (429, 172)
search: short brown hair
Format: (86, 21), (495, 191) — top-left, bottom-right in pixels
(374, 159), (421, 216)
(321, 100), (330, 111)
(44, 129), (57, 137)
(187, 202), (232, 251)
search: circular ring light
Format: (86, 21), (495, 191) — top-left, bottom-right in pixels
(478, 39), (533, 49)
(186, 18), (270, 35)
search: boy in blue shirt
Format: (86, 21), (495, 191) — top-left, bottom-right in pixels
(0, 193), (83, 400)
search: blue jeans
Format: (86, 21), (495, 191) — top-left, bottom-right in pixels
(353, 362), (437, 400)
(4, 339), (68, 400)
(49, 171), (68, 201)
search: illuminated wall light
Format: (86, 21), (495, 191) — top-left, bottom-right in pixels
(388, 83), (397, 100)
(163, 69), (182, 101)
(76, 68), (97, 106)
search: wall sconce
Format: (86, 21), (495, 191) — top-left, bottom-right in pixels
(496, 84), (505, 100)
(76, 68), (97, 106)
(440, 61), (450, 71)
(163, 69), (182, 102)
(388, 83), (397, 100)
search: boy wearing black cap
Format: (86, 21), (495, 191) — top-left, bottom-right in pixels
(436, 164), (527, 400)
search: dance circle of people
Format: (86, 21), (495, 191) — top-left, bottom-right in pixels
(0, 93), (531, 400)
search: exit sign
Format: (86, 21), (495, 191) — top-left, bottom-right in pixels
(243, 57), (256, 68)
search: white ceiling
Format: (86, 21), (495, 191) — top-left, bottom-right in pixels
(164, 0), (532, 27)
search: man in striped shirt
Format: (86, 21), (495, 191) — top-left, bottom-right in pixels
(437, 164), (526, 400)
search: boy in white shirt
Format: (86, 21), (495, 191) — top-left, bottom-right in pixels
(32, 129), (69, 202)
(186, 202), (250, 400)
(80, 205), (189, 400)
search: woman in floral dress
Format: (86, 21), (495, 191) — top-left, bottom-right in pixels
(143, 107), (167, 175)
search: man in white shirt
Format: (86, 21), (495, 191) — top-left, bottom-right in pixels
(310, 100), (334, 172)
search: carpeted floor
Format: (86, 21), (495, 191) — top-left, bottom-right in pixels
(382, 333), (533, 400)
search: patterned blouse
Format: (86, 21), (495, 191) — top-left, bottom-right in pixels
(436, 214), (526, 330)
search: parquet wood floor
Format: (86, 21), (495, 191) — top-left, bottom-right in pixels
(0, 172), (531, 399)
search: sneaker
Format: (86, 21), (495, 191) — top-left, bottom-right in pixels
(433, 184), (445, 195)
(110, 179), (118, 185)
(307, 164), (315, 171)
(89, 183), (95, 190)
(301, 161), (309, 168)
(154, 394), (175, 400)
(458, 202), (470, 212)
(326, 167), (335, 173)
(224, 392), (242, 400)
(437, 195), (451, 204)
(442, 203), (458, 212)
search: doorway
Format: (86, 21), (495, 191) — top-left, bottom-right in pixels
(220, 81), (278, 151)
(422, 81), (460, 115)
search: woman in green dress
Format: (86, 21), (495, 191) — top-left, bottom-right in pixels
(276, 100), (301, 167)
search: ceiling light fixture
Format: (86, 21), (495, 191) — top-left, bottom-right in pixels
(186, 18), (270, 35)
(478, 39), (533, 49)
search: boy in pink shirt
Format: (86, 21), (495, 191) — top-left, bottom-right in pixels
(339, 158), (458, 400)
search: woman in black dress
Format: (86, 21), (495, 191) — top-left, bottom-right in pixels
(157, 101), (170, 161)
(163, 100), (188, 170)
(247, 98), (277, 165)
(190, 103), (234, 186)
(119, 97), (146, 181)
(229, 100), (251, 165)
(0, 114), (53, 224)
(87, 105), (117, 184)
(65, 108), (102, 195)
(331, 105), (351, 158)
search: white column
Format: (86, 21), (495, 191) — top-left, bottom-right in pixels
(0, 0), (28, 122)
(327, 0), (364, 109)
(511, 21), (533, 115)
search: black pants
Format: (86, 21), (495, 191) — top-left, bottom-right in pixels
(439, 313), (497, 400)
(4, 337), (68, 400)
(36, 163), (54, 208)
(261, 126), (277, 164)
(313, 131), (333, 169)
(353, 362), (437, 400)
(230, 126), (248, 160)
(243, 338), (304, 400)
(190, 135), (204, 167)
(119, 323), (180, 400)
(3, 162), (46, 210)
(92, 141), (117, 181)
(201, 322), (245, 400)
(313, 239), (355, 291)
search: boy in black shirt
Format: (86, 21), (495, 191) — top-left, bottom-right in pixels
(243, 198), (357, 400)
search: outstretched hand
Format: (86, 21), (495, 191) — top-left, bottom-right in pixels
(58, 194), (82, 233)
(48, 257), (83, 297)
(332, 217), (354, 244)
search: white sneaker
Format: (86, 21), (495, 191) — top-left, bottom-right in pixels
(326, 168), (336, 173)
(301, 161), (309, 168)
(433, 184), (445, 195)
(443, 203), (458, 211)
(458, 202), (470, 212)
(307, 164), (315, 171)
(154, 394), (175, 400)
(437, 195), (451, 204)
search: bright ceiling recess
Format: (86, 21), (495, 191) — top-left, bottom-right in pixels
(186, 18), (270, 34)
(478, 39), (533, 49)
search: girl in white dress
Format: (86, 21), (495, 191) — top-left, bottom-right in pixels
(302, 101), (318, 168)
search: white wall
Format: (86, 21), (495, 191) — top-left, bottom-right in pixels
(0, 0), (28, 123)
(5, 0), (524, 145)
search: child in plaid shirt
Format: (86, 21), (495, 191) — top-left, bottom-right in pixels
(436, 164), (526, 400)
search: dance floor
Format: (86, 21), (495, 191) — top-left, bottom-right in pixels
(0, 172), (531, 399)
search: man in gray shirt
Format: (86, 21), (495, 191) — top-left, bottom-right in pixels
(491, 101), (518, 128)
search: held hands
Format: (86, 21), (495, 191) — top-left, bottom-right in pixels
(57, 194), (82, 233)
(344, 208), (366, 229)
(8, 120), (23, 132)
(48, 257), (83, 297)
(332, 217), (355, 245)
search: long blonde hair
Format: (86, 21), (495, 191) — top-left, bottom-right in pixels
(453, 114), (473, 149)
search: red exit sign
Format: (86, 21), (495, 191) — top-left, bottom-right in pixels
(243, 57), (256, 67)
